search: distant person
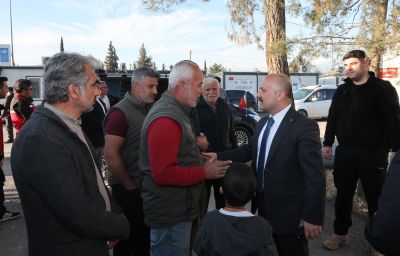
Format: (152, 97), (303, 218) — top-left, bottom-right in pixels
(365, 148), (400, 255)
(322, 50), (400, 253)
(0, 76), (20, 223)
(139, 60), (231, 256)
(104, 67), (159, 256)
(98, 81), (110, 112)
(2, 86), (14, 143)
(217, 74), (325, 256)
(11, 52), (130, 256)
(193, 163), (278, 256)
(10, 79), (35, 135)
(81, 81), (108, 164)
(195, 77), (237, 211)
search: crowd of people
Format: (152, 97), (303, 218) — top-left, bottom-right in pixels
(0, 49), (400, 256)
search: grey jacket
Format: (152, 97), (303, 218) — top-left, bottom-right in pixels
(11, 105), (130, 256)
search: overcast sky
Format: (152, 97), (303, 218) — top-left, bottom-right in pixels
(0, 0), (333, 72)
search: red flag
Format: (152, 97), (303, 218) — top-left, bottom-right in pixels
(239, 94), (247, 109)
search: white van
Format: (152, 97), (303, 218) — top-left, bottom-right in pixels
(293, 85), (337, 119)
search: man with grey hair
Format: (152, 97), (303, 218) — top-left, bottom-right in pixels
(139, 60), (232, 256)
(194, 77), (237, 211)
(11, 52), (130, 256)
(104, 67), (159, 256)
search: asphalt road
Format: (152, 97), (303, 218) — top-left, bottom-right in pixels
(0, 121), (372, 256)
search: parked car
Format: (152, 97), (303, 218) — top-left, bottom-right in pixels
(226, 89), (258, 112)
(294, 85), (337, 119)
(229, 103), (260, 146)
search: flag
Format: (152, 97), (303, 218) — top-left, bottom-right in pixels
(239, 93), (247, 109)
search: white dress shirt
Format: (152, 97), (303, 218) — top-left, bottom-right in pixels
(257, 104), (291, 169)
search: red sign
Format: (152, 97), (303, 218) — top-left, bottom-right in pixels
(228, 76), (234, 80)
(379, 67), (398, 78)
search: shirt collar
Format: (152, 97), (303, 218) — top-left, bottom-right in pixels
(270, 104), (291, 125)
(44, 103), (82, 126)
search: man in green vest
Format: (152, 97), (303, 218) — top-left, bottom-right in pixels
(139, 60), (232, 256)
(104, 67), (159, 256)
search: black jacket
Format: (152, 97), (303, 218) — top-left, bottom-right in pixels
(2, 92), (14, 118)
(324, 72), (400, 151)
(193, 210), (277, 256)
(365, 149), (400, 255)
(195, 97), (237, 152)
(81, 100), (106, 148)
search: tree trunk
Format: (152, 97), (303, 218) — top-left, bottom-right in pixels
(369, 0), (388, 75)
(264, 0), (289, 75)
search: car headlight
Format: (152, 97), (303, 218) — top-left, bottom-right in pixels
(248, 113), (260, 122)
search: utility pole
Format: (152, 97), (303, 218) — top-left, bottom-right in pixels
(9, 0), (15, 66)
(189, 50), (192, 61)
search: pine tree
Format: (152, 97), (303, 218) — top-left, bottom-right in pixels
(60, 36), (64, 53)
(104, 41), (119, 72)
(208, 63), (226, 76)
(135, 43), (153, 68)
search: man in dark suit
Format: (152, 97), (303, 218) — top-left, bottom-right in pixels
(217, 74), (325, 256)
(11, 52), (130, 256)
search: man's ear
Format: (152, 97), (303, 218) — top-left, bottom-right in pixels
(219, 186), (223, 195)
(68, 84), (80, 99)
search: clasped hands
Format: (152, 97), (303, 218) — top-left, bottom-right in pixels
(201, 152), (231, 180)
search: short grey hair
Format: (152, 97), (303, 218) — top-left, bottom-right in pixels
(131, 67), (160, 87)
(168, 60), (200, 89)
(202, 77), (219, 88)
(268, 73), (293, 99)
(43, 52), (96, 104)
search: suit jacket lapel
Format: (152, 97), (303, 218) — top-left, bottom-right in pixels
(266, 108), (297, 164)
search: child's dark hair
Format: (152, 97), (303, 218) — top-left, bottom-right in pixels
(222, 163), (256, 207)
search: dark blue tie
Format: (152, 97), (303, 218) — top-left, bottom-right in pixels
(257, 117), (274, 193)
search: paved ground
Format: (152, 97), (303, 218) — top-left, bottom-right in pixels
(0, 122), (373, 255)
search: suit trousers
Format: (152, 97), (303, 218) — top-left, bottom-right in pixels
(333, 146), (387, 235)
(111, 184), (150, 256)
(257, 193), (308, 256)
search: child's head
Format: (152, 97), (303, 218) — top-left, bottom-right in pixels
(222, 163), (256, 208)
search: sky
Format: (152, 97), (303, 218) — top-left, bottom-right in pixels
(0, 0), (333, 72)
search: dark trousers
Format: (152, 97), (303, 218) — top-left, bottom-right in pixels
(333, 146), (387, 235)
(111, 184), (150, 256)
(0, 169), (6, 215)
(257, 193), (308, 256)
(6, 116), (14, 141)
(204, 178), (224, 213)
(273, 230), (309, 256)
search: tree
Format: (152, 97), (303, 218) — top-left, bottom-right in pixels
(60, 36), (64, 53)
(104, 41), (119, 72)
(143, 0), (290, 75)
(208, 63), (226, 75)
(289, 0), (400, 75)
(135, 43), (154, 68)
(162, 63), (166, 71)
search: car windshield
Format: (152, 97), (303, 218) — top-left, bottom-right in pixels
(293, 89), (313, 100)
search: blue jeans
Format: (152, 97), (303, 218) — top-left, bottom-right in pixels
(150, 221), (192, 256)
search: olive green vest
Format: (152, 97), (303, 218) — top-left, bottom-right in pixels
(105, 92), (149, 187)
(139, 92), (203, 228)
